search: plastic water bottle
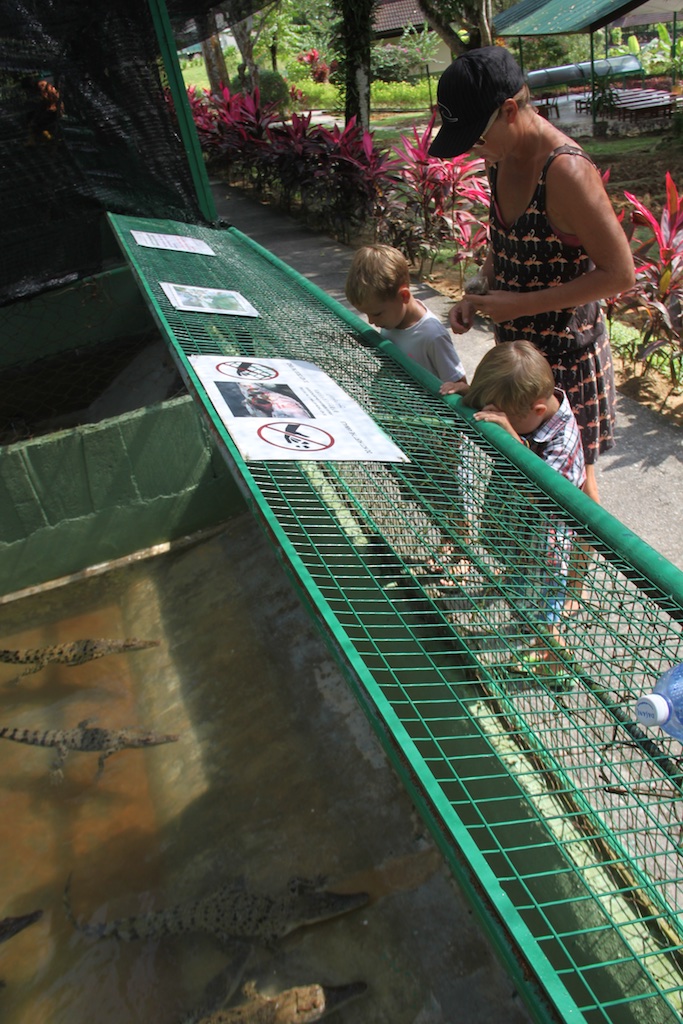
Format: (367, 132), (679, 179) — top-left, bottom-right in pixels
(636, 662), (683, 742)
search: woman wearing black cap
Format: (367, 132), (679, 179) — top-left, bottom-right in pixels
(429, 46), (635, 503)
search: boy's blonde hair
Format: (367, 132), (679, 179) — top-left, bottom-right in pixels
(463, 340), (555, 415)
(345, 245), (410, 308)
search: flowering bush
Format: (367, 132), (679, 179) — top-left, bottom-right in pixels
(619, 171), (683, 385)
(185, 89), (489, 275)
(297, 48), (337, 84)
(372, 26), (440, 83)
(382, 114), (489, 276)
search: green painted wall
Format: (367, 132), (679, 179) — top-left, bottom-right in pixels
(0, 395), (245, 597)
(0, 267), (153, 368)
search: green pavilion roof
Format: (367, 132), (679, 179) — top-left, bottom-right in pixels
(494, 0), (683, 36)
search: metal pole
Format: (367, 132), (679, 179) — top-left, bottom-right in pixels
(673, 13), (678, 87)
(590, 30), (596, 122)
(147, 0), (218, 223)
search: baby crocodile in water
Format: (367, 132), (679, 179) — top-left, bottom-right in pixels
(64, 875), (369, 948)
(0, 719), (179, 781)
(0, 637), (159, 679)
(190, 979), (367, 1024)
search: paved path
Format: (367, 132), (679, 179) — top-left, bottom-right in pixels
(213, 183), (683, 573)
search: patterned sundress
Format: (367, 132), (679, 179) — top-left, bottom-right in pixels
(488, 144), (615, 464)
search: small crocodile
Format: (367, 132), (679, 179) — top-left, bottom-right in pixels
(0, 637), (159, 679)
(65, 875), (369, 948)
(0, 719), (179, 781)
(191, 979), (367, 1024)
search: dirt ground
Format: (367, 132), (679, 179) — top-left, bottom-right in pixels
(426, 133), (683, 429)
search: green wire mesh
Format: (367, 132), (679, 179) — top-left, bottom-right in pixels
(108, 212), (683, 1024)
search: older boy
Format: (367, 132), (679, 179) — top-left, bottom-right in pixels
(345, 244), (468, 394)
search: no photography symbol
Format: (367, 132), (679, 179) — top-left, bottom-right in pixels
(257, 422), (334, 451)
(215, 360), (278, 380)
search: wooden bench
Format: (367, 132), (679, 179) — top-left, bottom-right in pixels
(534, 98), (560, 119)
(610, 88), (673, 121)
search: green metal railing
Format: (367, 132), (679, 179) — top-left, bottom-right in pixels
(108, 211), (683, 1024)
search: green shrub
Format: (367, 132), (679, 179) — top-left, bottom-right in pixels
(286, 76), (435, 111)
(230, 69), (290, 112)
(288, 80), (340, 110)
(608, 318), (643, 367)
(371, 79), (434, 109)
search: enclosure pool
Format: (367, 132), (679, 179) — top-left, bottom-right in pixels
(0, 517), (531, 1024)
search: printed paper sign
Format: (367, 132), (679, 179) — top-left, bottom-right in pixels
(160, 282), (259, 317)
(131, 230), (215, 256)
(188, 356), (409, 463)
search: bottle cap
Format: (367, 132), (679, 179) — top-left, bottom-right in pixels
(635, 693), (670, 726)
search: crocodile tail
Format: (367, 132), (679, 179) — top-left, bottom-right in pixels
(0, 649), (28, 664)
(0, 726), (54, 747)
(63, 875), (171, 943)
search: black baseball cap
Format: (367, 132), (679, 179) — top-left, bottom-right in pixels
(429, 46), (525, 158)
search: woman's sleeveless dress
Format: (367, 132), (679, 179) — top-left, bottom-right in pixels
(488, 144), (615, 464)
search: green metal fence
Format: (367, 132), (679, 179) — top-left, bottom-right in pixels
(108, 212), (683, 1024)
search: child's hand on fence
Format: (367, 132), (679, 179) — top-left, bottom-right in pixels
(473, 404), (521, 442)
(439, 379), (468, 396)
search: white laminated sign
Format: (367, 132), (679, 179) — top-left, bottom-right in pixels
(188, 356), (409, 463)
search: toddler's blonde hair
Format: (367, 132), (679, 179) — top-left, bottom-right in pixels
(464, 340), (555, 415)
(345, 244), (410, 308)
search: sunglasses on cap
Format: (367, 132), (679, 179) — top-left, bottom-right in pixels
(472, 107), (501, 148)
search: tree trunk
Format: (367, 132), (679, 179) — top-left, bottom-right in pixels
(197, 11), (230, 94)
(231, 16), (260, 92)
(347, 61), (371, 128)
(419, 0), (466, 59)
(334, 0), (375, 129)
(478, 0), (493, 48)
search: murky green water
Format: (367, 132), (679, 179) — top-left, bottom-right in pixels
(0, 517), (531, 1024)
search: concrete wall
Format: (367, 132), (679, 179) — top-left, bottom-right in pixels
(0, 395), (244, 597)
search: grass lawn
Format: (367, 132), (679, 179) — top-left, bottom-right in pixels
(181, 62), (211, 93)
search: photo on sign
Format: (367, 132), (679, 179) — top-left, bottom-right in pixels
(216, 382), (315, 420)
(159, 281), (259, 317)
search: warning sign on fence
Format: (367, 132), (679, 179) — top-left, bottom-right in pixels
(188, 355), (409, 463)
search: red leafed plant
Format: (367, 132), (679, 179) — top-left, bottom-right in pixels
(619, 172), (683, 383)
(383, 113), (489, 277)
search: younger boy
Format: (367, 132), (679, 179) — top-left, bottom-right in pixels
(345, 244), (468, 394)
(463, 340), (586, 675)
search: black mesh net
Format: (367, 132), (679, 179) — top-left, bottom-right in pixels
(0, 0), (205, 306)
(0, 0), (263, 444)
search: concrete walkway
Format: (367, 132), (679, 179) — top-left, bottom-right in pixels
(213, 182), (683, 573)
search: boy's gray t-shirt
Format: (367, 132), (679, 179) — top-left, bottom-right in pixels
(381, 306), (466, 383)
